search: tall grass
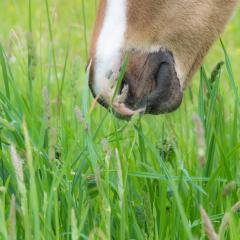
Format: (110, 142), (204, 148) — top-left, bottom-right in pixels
(0, 1), (240, 239)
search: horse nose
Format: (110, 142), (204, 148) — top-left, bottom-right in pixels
(136, 62), (183, 114)
(123, 49), (183, 114)
(88, 49), (183, 118)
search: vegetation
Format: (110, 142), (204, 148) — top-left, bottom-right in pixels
(0, 1), (239, 239)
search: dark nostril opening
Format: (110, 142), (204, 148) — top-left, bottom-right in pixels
(156, 62), (172, 94)
(134, 50), (183, 114)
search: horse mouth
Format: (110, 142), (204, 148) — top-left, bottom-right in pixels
(89, 49), (183, 119)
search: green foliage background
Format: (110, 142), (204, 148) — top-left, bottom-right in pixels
(0, 1), (239, 239)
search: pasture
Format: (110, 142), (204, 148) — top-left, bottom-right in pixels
(0, 1), (240, 239)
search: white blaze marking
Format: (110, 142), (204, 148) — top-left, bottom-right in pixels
(94, 0), (127, 95)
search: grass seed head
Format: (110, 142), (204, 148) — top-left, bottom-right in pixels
(231, 201), (240, 213)
(193, 114), (206, 167)
(10, 145), (24, 183)
(75, 106), (89, 130)
(222, 181), (236, 197)
(9, 195), (16, 240)
(200, 206), (219, 240)
(219, 201), (240, 236)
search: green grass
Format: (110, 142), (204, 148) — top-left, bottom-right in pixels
(0, 1), (240, 239)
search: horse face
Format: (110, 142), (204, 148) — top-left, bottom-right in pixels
(89, 0), (238, 118)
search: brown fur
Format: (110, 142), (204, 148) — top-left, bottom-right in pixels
(89, 0), (238, 116)
(125, 0), (238, 87)
(89, 0), (106, 59)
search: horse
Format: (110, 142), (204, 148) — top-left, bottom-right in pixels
(88, 0), (238, 118)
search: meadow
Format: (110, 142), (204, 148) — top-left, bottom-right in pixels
(0, 1), (240, 239)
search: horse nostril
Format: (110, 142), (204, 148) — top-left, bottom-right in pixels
(124, 49), (183, 115)
(141, 51), (183, 114)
